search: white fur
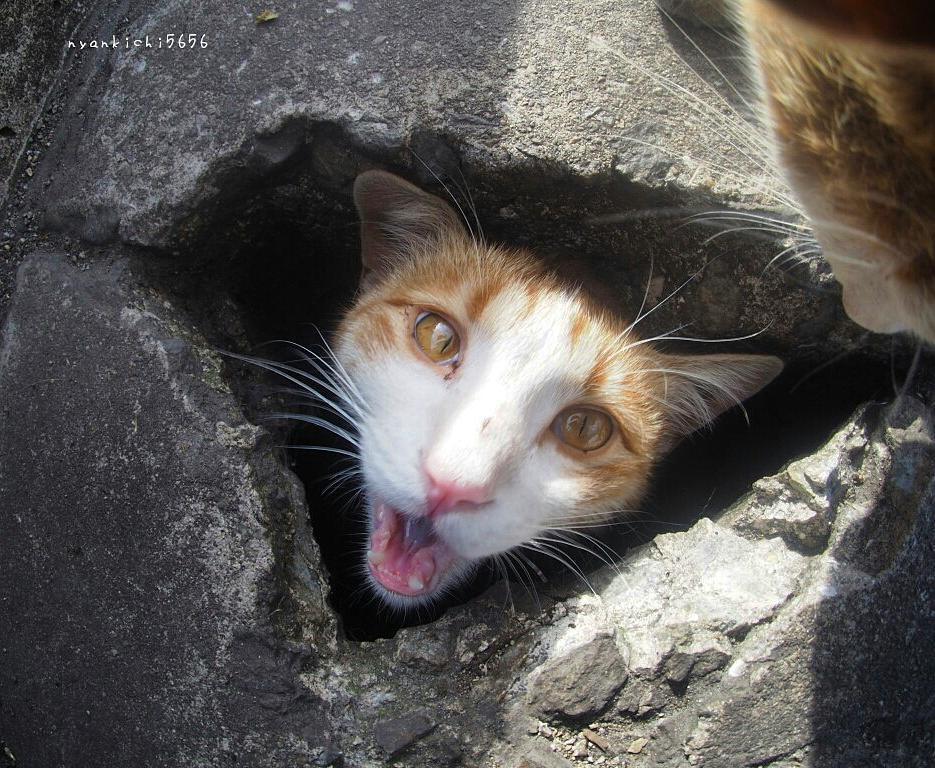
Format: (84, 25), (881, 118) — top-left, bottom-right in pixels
(346, 287), (606, 601)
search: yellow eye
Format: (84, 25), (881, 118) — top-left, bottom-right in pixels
(552, 407), (614, 452)
(414, 311), (461, 364)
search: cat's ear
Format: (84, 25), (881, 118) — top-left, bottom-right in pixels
(653, 353), (783, 452)
(353, 170), (468, 288)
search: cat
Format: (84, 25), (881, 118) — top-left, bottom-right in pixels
(734, 0), (935, 341)
(309, 169), (783, 608)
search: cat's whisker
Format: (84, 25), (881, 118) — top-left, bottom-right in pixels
(409, 150), (480, 248)
(489, 554), (517, 613)
(225, 350), (366, 425)
(272, 339), (370, 415)
(762, 243), (823, 275)
(895, 341), (924, 404)
(323, 466), (363, 496)
(688, 219), (810, 244)
(451, 162), (485, 245)
(656, 3), (758, 116)
(269, 413), (360, 448)
(520, 540), (598, 596)
(587, 35), (773, 175)
(631, 257), (656, 336)
(289, 356), (367, 415)
(698, 224), (797, 247)
(542, 513), (642, 530)
(279, 443), (360, 460)
(635, 325), (773, 347)
(538, 530), (622, 574)
(494, 552), (542, 612)
(623, 261), (709, 337)
(610, 136), (783, 202)
(254, 336), (365, 404)
(688, 210), (811, 233)
(622, 323), (691, 350)
(511, 550), (548, 587)
(639, 367), (750, 426)
(546, 533), (622, 575)
(502, 550), (544, 598)
(270, 388), (362, 428)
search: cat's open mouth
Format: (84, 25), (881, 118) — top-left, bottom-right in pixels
(366, 501), (460, 598)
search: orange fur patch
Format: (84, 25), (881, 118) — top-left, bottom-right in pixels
(743, 0), (935, 338)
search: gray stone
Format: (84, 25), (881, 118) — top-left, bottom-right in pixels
(0, 251), (335, 766)
(513, 744), (576, 768)
(372, 709), (437, 756)
(594, 398), (935, 768)
(395, 623), (456, 668)
(663, 629), (731, 684)
(600, 518), (807, 678)
(526, 633), (629, 721)
(0, 0), (92, 206)
(723, 413), (866, 551)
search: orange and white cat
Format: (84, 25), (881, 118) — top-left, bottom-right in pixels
(329, 170), (781, 607)
(737, 0), (935, 341)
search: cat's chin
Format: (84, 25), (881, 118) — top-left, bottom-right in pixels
(364, 499), (468, 606)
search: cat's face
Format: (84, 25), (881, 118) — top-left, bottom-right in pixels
(335, 171), (781, 608)
(740, 0), (935, 341)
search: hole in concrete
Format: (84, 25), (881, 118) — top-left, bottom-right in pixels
(155, 127), (918, 641)
(0, 126), (16, 139)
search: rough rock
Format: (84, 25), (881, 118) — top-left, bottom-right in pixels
(514, 745), (576, 768)
(635, 398), (934, 767)
(0, 0), (91, 206)
(722, 414), (864, 552)
(526, 633), (629, 720)
(600, 518), (807, 677)
(0, 252), (335, 766)
(372, 709), (437, 756)
(395, 623), (456, 668)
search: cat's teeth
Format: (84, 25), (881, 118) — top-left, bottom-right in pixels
(375, 503), (389, 524)
(412, 548), (436, 585)
(407, 574), (425, 591)
(367, 549), (386, 565)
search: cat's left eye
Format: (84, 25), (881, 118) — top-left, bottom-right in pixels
(551, 407), (614, 452)
(414, 311), (461, 364)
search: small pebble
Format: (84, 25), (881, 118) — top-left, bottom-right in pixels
(582, 728), (609, 752)
(627, 737), (649, 754)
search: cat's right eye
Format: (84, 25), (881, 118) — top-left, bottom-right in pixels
(414, 311), (461, 364)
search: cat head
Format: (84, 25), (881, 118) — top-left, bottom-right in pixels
(740, 0), (935, 341)
(335, 170), (782, 608)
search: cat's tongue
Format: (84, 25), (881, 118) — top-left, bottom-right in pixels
(367, 502), (456, 597)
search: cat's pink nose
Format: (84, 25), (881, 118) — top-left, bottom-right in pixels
(424, 468), (491, 518)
